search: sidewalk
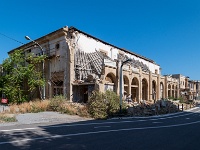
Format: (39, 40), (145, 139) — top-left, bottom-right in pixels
(0, 111), (91, 127)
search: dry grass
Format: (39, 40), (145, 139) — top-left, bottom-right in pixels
(0, 113), (16, 123)
(57, 101), (90, 117)
(7, 99), (91, 118)
(59, 103), (78, 115)
(9, 100), (50, 114)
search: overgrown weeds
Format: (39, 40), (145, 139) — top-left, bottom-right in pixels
(4, 91), (125, 120)
(7, 97), (91, 118)
(9, 99), (49, 113)
(0, 114), (16, 123)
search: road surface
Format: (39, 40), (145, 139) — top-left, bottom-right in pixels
(0, 107), (200, 150)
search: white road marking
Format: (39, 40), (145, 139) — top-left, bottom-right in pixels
(0, 120), (200, 145)
(186, 118), (190, 119)
(152, 122), (162, 124)
(94, 126), (111, 128)
(0, 128), (37, 132)
(1, 109), (200, 133)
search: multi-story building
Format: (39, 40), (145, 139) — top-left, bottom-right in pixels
(171, 74), (200, 100)
(171, 74), (188, 99)
(7, 26), (185, 102)
(196, 81), (200, 100)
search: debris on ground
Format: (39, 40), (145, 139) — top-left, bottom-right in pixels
(126, 99), (197, 116)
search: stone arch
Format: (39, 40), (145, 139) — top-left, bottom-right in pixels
(168, 84), (171, 98)
(123, 75), (129, 96)
(105, 73), (116, 92)
(152, 80), (156, 101)
(131, 77), (139, 102)
(160, 82), (164, 99)
(142, 78), (148, 100)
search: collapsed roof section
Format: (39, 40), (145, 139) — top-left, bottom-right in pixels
(119, 54), (150, 72)
(130, 58), (150, 72)
(74, 49), (150, 83)
(74, 49), (105, 82)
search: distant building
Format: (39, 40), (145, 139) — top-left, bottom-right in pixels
(171, 74), (199, 100)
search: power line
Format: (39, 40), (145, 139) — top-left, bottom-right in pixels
(0, 32), (24, 45)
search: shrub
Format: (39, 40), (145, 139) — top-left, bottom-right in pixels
(105, 90), (120, 116)
(77, 106), (90, 118)
(87, 90), (125, 119)
(48, 96), (65, 111)
(87, 91), (108, 119)
(58, 102), (77, 115)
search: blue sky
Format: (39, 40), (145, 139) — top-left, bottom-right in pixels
(0, 0), (200, 79)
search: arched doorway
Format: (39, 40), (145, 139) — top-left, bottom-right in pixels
(131, 77), (139, 102)
(105, 73), (116, 92)
(142, 78), (148, 100)
(123, 75), (129, 96)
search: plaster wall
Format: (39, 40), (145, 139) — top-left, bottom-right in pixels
(77, 33), (160, 74)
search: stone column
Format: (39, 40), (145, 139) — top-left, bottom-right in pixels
(165, 77), (168, 99)
(128, 67), (132, 95)
(139, 67), (142, 102)
(177, 84), (180, 98)
(149, 71), (152, 101)
(65, 34), (75, 102)
(129, 75), (132, 96)
(170, 86), (172, 98)
(116, 61), (121, 95)
(157, 74), (160, 100)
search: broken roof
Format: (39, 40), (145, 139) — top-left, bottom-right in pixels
(69, 26), (157, 64)
(8, 25), (158, 65)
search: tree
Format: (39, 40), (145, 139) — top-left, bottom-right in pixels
(0, 49), (46, 104)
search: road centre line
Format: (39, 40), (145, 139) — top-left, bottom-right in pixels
(152, 122), (162, 124)
(1, 120), (200, 145)
(1, 109), (200, 133)
(94, 126), (111, 128)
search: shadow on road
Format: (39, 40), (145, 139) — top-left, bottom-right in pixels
(0, 108), (200, 150)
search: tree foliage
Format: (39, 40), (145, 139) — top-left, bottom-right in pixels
(0, 49), (46, 104)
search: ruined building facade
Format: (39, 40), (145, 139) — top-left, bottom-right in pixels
(9, 26), (198, 102)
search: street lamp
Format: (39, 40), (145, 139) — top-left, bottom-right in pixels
(119, 58), (132, 115)
(25, 36), (45, 100)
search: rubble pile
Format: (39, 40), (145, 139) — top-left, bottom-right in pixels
(126, 99), (197, 116)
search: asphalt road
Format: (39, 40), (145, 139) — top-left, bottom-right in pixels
(0, 107), (200, 150)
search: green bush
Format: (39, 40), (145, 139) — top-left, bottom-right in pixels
(77, 106), (91, 118)
(87, 90), (125, 119)
(48, 96), (65, 111)
(58, 103), (77, 115)
(105, 90), (120, 116)
(87, 91), (108, 119)
(0, 115), (16, 122)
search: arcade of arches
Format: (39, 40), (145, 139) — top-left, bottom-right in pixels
(103, 69), (179, 103)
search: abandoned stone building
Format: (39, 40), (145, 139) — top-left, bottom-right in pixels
(171, 74), (200, 100)
(8, 26), (198, 102)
